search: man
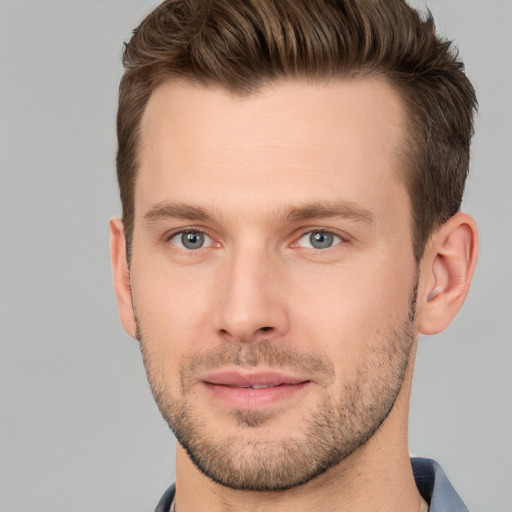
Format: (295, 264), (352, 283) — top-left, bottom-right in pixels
(110, 0), (479, 510)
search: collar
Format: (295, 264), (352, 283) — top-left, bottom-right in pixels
(411, 457), (469, 512)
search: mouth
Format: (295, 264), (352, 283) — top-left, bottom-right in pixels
(200, 371), (312, 409)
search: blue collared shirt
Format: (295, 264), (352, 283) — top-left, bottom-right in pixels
(155, 457), (469, 511)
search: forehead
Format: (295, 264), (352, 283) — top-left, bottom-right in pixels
(137, 78), (408, 221)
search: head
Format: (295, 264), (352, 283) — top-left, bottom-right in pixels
(117, 0), (477, 263)
(111, 0), (478, 493)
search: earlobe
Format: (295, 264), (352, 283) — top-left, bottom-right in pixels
(109, 218), (137, 338)
(417, 213), (478, 335)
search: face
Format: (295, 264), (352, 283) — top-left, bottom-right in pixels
(125, 79), (419, 490)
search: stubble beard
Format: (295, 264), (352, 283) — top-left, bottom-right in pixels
(136, 289), (417, 492)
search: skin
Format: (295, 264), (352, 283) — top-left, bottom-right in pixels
(111, 79), (478, 512)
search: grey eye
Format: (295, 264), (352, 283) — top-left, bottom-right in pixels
(297, 230), (341, 249)
(310, 231), (334, 249)
(171, 231), (211, 250)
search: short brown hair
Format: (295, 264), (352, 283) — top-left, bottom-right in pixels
(117, 0), (477, 261)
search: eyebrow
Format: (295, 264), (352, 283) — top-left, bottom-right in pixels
(144, 202), (213, 225)
(143, 200), (375, 226)
(280, 201), (375, 224)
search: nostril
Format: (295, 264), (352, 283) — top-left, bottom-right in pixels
(259, 327), (273, 332)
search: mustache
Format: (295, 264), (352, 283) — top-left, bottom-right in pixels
(179, 339), (335, 385)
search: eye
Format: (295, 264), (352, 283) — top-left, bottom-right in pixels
(169, 230), (213, 250)
(296, 230), (342, 249)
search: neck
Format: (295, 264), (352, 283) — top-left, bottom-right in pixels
(176, 449), (421, 512)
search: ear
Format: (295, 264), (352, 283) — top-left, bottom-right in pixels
(417, 212), (479, 335)
(110, 217), (137, 338)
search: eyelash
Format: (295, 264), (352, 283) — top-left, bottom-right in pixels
(166, 227), (347, 253)
(167, 229), (217, 251)
(292, 229), (345, 250)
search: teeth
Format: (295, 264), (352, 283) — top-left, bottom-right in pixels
(237, 384), (275, 389)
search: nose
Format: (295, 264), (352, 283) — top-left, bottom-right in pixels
(214, 246), (290, 343)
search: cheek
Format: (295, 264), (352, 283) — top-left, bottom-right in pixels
(131, 265), (218, 371)
(288, 255), (415, 364)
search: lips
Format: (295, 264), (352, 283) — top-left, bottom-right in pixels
(200, 371), (312, 409)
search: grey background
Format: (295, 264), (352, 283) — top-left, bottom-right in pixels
(0, 0), (510, 510)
